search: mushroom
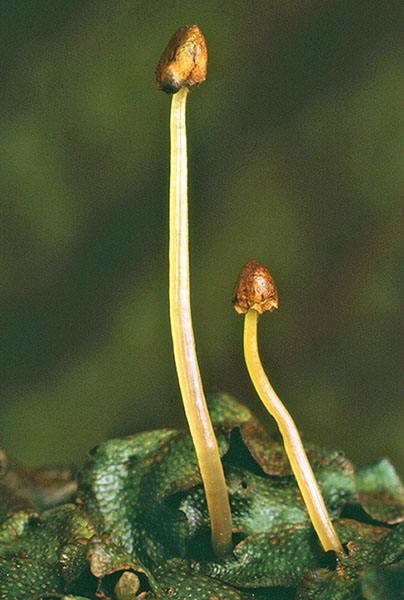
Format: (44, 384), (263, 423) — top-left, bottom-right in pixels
(156, 25), (233, 558)
(233, 260), (342, 553)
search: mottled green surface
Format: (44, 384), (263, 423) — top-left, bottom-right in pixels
(1, 394), (404, 599)
(297, 520), (404, 599)
(359, 563), (404, 600)
(355, 459), (404, 524)
(0, 504), (96, 599)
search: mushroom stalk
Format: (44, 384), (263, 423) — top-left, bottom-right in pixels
(169, 87), (232, 559)
(233, 260), (342, 553)
(157, 25), (233, 558)
(243, 309), (342, 553)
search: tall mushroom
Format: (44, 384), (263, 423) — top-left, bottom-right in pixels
(156, 25), (233, 558)
(233, 260), (342, 553)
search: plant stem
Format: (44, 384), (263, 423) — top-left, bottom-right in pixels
(243, 308), (343, 553)
(169, 87), (233, 558)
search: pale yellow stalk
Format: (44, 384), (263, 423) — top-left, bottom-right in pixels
(169, 87), (233, 557)
(243, 308), (342, 553)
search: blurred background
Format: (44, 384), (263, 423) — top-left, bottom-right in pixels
(1, 1), (403, 476)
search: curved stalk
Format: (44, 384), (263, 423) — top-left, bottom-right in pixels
(169, 87), (232, 558)
(233, 260), (342, 553)
(243, 309), (342, 552)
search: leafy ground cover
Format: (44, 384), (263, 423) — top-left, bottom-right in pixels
(1, 393), (404, 599)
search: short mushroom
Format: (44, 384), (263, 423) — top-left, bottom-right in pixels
(156, 25), (233, 558)
(233, 260), (342, 553)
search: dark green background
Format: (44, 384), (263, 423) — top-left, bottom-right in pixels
(1, 1), (403, 475)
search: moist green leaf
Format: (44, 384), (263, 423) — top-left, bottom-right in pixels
(1, 393), (404, 598)
(360, 561), (404, 599)
(296, 519), (403, 598)
(0, 504), (96, 599)
(372, 521), (404, 565)
(0, 503), (159, 599)
(355, 459), (404, 524)
(76, 393), (362, 585)
(154, 558), (258, 599)
(200, 525), (321, 588)
(78, 429), (178, 558)
(86, 533), (160, 596)
(207, 393), (355, 478)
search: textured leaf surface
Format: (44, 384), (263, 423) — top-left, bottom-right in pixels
(360, 562), (404, 599)
(77, 428), (178, 557)
(1, 393), (404, 599)
(200, 525), (321, 588)
(0, 504), (95, 599)
(297, 519), (404, 599)
(355, 459), (404, 524)
(153, 558), (258, 599)
(207, 394), (346, 477)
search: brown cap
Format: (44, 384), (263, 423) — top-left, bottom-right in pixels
(156, 25), (207, 94)
(232, 260), (278, 315)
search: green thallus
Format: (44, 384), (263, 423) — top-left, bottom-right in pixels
(156, 25), (233, 558)
(233, 260), (343, 553)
